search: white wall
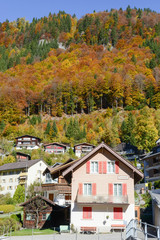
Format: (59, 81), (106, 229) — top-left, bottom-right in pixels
(0, 172), (19, 197)
(70, 203), (135, 233)
(27, 160), (47, 186)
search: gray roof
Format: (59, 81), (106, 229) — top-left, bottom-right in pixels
(0, 159), (42, 171)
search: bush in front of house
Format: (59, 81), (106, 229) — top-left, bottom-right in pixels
(0, 205), (15, 213)
(0, 217), (21, 234)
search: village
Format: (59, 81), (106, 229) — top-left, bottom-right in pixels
(0, 134), (159, 239)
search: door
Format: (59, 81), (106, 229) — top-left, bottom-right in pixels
(49, 193), (54, 201)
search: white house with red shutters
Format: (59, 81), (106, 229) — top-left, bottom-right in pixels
(44, 142), (68, 154)
(62, 142), (143, 233)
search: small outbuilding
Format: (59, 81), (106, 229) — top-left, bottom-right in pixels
(20, 195), (69, 229)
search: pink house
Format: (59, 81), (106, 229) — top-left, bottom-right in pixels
(62, 142), (143, 233)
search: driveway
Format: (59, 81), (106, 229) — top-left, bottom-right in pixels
(8, 232), (126, 240)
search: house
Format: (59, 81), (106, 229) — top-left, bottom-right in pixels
(113, 143), (140, 161)
(42, 159), (77, 206)
(61, 142), (143, 233)
(44, 142), (68, 154)
(20, 195), (69, 229)
(16, 152), (31, 161)
(0, 159), (48, 197)
(142, 139), (160, 182)
(150, 189), (160, 227)
(74, 143), (95, 158)
(15, 135), (41, 150)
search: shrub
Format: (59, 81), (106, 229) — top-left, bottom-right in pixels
(0, 217), (21, 234)
(11, 214), (22, 223)
(0, 205), (15, 213)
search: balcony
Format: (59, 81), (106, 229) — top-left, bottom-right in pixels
(19, 172), (27, 185)
(77, 194), (128, 204)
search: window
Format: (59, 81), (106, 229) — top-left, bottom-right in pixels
(26, 214), (35, 220)
(114, 184), (122, 196)
(42, 213), (51, 221)
(135, 210), (138, 218)
(9, 178), (13, 183)
(2, 179), (5, 183)
(91, 162), (98, 173)
(114, 207), (123, 220)
(107, 161), (115, 173)
(83, 207), (92, 219)
(8, 186), (12, 190)
(83, 183), (92, 196)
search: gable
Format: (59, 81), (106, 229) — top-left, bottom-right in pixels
(62, 142), (143, 183)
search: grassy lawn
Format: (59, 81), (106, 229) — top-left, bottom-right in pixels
(11, 228), (57, 236)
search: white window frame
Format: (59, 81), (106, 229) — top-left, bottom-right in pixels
(90, 161), (98, 173)
(107, 161), (115, 173)
(114, 183), (122, 196)
(83, 183), (92, 196)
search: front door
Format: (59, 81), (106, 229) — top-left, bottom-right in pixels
(49, 193), (54, 201)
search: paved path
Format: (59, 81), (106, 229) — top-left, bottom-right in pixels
(6, 232), (126, 240)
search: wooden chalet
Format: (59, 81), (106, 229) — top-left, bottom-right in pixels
(20, 195), (69, 229)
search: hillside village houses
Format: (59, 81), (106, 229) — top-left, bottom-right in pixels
(0, 134), (144, 231)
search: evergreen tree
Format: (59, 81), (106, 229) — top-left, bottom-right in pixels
(51, 120), (58, 137)
(45, 121), (51, 135)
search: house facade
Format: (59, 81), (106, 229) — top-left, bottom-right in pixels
(15, 135), (41, 150)
(74, 143), (95, 158)
(44, 143), (68, 154)
(62, 142), (143, 233)
(21, 195), (68, 229)
(0, 159), (48, 197)
(42, 159), (77, 206)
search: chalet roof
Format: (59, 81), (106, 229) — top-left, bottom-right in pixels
(62, 142), (144, 183)
(43, 158), (78, 179)
(16, 152), (31, 157)
(74, 142), (95, 147)
(20, 195), (57, 207)
(15, 135), (41, 141)
(44, 142), (67, 148)
(0, 159), (45, 171)
(156, 138), (160, 145)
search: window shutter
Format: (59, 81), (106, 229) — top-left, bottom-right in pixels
(79, 183), (83, 195)
(99, 161), (102, 174)
(92, 183), (97, 196)
(86, 161), (90, 174)
(114, 207), (123, 220)
(115, 161), (119, 174)
(103, 161), (107, 174)
(108, 183), (113, 196)
(122, 183), (127, 196)
(83, 207), (92, 219)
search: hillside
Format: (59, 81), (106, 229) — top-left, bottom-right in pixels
(0, 7), (160, 151)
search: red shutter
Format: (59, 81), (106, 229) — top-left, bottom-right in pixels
(92, 183), (97, 196)
(79, 183), (83, 195)
(115, 161), (119, 174)
(103, 161), (107, 174)
(114, 207), (123, 220)
(122, 183), (127, 196)
(86, 161), (90, 174)
(99, 161), (102, 174)
(83, 207), (92, 219)
(108, 183), (113, 196)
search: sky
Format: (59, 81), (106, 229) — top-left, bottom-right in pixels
(0, 0), (159, 23)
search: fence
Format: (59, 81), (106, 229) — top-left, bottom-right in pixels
(126, 218), (160, 240)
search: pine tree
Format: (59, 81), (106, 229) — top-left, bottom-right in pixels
(51, 120), (58, 138)
(45, 121), (51, 135)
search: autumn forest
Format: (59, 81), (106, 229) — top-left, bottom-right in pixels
(0, 7), (160, 152)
